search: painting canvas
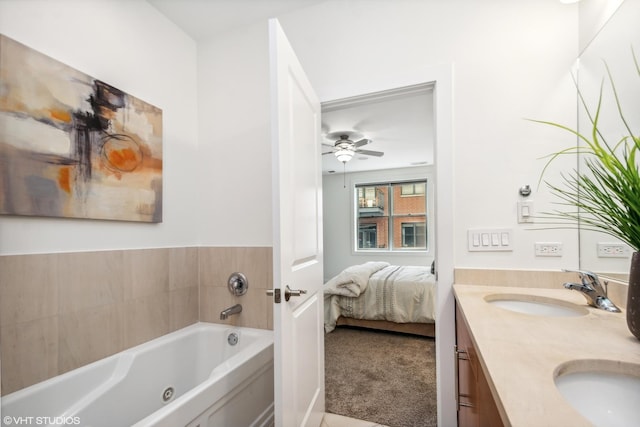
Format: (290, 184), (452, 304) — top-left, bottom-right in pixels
(0, 34), (163, 222)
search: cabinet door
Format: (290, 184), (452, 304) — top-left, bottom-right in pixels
(477, 365), (504, 427)
(456, 304), (479, 427)
(456, 302), (504, 427)
(457, 357), (478, 427)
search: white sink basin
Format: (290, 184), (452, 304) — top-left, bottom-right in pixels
(554, 360), (640, 427)
(485, 294), (588, 317)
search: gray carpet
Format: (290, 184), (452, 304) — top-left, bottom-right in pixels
(324, 326), (437, 427)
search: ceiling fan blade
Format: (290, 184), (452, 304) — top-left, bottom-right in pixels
(325, 130), (363, 141)
(322, 143), (336, 148)
(322, 151), (335, 155)
(353, 138), (371, 147)
(356, 149), (384, 157)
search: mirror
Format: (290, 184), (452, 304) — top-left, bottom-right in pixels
(577, 0), (640, 275)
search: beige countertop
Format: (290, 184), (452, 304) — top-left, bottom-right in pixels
(453, 284), (640, 427)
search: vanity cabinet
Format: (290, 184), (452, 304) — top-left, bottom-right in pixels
(455, 303), (504, 427)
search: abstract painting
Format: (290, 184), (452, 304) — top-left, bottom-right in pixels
(0, 34), (163, 222)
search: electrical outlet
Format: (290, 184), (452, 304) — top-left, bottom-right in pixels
(597, 243), (630, 258)
(535, 242), (563, 257)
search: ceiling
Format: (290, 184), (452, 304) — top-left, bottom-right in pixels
(321, 86), (433, 174)
(147, 0), (434, 175)
(148, 0), (325, 40)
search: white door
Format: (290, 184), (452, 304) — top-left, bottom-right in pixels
(269, 19), (325, 427)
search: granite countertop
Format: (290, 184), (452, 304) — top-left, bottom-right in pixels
(453, 284), (640, 427)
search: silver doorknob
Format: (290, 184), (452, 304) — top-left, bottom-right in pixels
(284, 285), (306, 301)
(266, 286), (307, 303)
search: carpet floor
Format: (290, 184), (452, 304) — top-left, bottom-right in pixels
(324, 326), (437, 427)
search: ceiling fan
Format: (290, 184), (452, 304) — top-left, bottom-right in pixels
(322, 134), (384, 163)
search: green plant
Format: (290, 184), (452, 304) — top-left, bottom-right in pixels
(532, 50), (640, 252)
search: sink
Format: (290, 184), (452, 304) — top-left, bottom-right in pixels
(554, 360), (640, 427)
(484, 293), (588, 317)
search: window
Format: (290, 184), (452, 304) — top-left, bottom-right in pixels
(401, 222), (426, 248)
(358, 224), (378, 248)
(356, 180), (428, 251)
(400, 182), (425, 196)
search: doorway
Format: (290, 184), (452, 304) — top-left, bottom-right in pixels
(320, 83), (437, 426)
(321, 83), (435, 279)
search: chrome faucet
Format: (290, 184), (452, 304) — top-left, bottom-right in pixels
(220, 304), (242, 320)
(562, 269), (621, 313)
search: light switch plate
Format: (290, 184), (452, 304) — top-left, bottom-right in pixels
(517, 201), (534, 223)
(468, 229), (513, 252)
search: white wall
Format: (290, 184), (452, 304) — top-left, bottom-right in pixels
(194, 0), (580, 269)
(323, 167), (433, 281)
(196, 21), (273, 247)
(276, 0), (580, 271)
(579, 0), (625, 53)
(0, 0), (199, 255)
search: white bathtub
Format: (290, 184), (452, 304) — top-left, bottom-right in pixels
(1, 323), (274, 427)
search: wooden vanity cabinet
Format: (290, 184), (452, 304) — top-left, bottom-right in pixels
(455, 303), (504, 427)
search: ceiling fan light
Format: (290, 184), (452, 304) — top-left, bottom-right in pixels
(335, 148), (354, 163)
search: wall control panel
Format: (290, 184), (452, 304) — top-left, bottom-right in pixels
(468, 229), (513, 252)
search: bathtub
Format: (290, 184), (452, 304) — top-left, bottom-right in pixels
(1, 323), (274, 427)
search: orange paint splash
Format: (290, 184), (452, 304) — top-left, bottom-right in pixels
(108, 147), (140, 172)
(49, 109), (72, 123)
(58, 167), (71, 193)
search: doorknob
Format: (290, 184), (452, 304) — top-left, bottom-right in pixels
(266, 286), (307, 303)
(285, 285), (307, 300)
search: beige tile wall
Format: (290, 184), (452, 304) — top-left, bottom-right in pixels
(454, 268), (577, 289)
(454, 268), (628, 309)
(199, 247), (273, 330)
(0, 246), (272, 396)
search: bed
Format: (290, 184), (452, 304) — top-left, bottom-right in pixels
(323, 262), (436, 337)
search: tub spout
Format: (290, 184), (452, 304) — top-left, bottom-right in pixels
(220, 304), (242, 320)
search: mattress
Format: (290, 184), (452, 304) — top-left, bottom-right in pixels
(324, 264), (436, 333)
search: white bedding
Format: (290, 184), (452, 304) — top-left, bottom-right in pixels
(324, 264), (436, 333)
(322, 261), (390, 297)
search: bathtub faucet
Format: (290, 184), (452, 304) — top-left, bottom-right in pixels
(220, 304), (242, 320)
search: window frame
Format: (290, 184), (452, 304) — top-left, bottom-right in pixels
(351, 170), (434, 256)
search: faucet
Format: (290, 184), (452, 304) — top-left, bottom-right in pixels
(220, 304), (242, 320)
(562, 269), (621, 313)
